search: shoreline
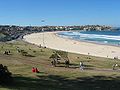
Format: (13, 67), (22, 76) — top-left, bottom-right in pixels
(23, 31), (120, 59)
(56, 33), (120, 48)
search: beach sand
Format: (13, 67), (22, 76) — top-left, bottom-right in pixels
(23, 31), (120, 59)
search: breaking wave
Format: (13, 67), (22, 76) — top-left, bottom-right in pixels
(58, 31), (120, 46)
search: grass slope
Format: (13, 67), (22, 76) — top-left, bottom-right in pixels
(0, 40), (120, 90)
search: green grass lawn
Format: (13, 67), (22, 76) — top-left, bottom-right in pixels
(0, 40), (120, 90)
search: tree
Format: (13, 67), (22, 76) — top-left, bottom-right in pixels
(49, 53), (60, 66)
(49, 50), (70, 67)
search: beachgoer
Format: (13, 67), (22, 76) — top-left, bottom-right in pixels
(114, 56), (118, 59)
(32, 67), (35, 73)
(115, 64), (118, 67)
(52, 59), (56, 67)
(51, 59), (58, 67)
(88, 53), (90, 55)
(112, 64), (119, 70)
(80, 61), (84, 70)
(51, 60), (54, 66)
(112, 64), (115, 70)
(39, 44), (41, 48)
(65, 60), (69, 68)
(35, 68), (39, 73)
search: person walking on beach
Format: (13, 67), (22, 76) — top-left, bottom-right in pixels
(80, 61), (84, 70)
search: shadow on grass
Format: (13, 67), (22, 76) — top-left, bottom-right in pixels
(2, 74), (120, 90)
(84, 64), (94, 67)
(56, 63), (94, 70)
(55, 63), (79, 69)
(25, 54), (36, 57)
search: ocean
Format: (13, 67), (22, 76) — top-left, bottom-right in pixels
(57, 30), (120, 46)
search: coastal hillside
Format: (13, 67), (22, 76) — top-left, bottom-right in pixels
(0, 25), (112, 42)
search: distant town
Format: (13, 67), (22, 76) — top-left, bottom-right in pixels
(0, 25), (114, 42)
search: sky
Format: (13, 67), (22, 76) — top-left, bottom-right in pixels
(0, 0), (120, 26)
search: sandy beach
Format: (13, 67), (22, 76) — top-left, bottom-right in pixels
(23, 31), (120, 59)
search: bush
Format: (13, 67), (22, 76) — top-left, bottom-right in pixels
(0, 64), (13, 84)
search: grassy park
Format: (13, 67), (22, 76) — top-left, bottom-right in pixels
(0, 40), (120, 90)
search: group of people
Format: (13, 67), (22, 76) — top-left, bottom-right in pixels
(32, 61), (120, 72)
(4, 50), (11, 55)
(32, 67), (39, 73)
(50, 58), (84, 70)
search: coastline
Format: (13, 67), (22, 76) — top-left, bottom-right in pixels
(56, 32), (120, 48)
(23, 31), (120, 59)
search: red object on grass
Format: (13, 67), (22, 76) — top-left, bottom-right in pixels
(35, 68), (39, 73)
(32, 67), (35, 73)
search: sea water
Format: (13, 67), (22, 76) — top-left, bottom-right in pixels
(57, 30), (120, 46)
